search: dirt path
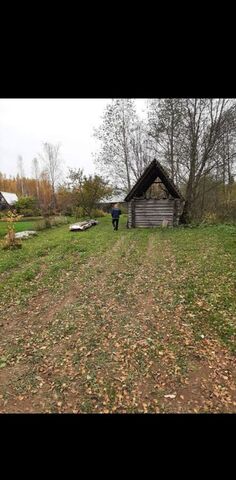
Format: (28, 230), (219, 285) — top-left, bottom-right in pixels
(0, 233), (235, 413)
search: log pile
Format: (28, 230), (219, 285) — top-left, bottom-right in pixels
(69, 220), (98, 231)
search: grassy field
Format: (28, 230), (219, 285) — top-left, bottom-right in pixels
(0, 215), (236, 413)
(0, 216), (69, 238)
(0, 219), (37, 238)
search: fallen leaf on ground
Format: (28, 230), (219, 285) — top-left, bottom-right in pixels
(164, 394), (176, 399)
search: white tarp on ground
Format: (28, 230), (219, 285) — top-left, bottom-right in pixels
(69, 220), (98, 231)
(0, 192), (18, 205)
(15, 230), (38, 239)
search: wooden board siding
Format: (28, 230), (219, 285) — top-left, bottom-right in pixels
(127, 198), (175, 227)
(127, 203), (132, 228)
(131, 199), (136, 228)
(0, 193), (7, 210)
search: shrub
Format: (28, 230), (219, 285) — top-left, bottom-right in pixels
(63, 206), (73, 216)
(35, 218), (53, 230)
(73, 207), (86, 219)
(90, 208), (106, 218)
(45, 218), (52, 228)
(201, 212), (219, 225)
(1, 210), (22, 250)
(35, 216), (70, 231)
(73, 206), (107, 219)
(50, 216), (70, 227)
(15, 196), (41, 217)
(35, 219), (49, 231)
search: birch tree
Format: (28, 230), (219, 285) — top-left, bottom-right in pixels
(32, 157), (40, 199)
(39, 142), (62, 209)
(147, 98), (184, 184)
(129, 119), (153, 181)
(17, 155), (25, 196)
(94, 99), (137, 192)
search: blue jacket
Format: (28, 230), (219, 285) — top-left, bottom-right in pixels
(111, 208), (121, 219)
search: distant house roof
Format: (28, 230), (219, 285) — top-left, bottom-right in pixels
(99, 194), (125, 204)
(0, 192), (18, 206)
(124, 159), (184, 202)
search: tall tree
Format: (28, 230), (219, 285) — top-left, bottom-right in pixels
(129, 119), (153, 181)
(94, 99), (138, 192)
(179, 99), (236, 222)
(39, 142), (62, 209)
(147, 98), (236, 222)
(32, 157), (40, 199)
(147, 98), (185, 184)
(67, 168), (112, 217)
(17, 155), (25, 195)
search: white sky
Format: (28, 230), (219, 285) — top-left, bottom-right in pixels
(0, 98), (147, 180)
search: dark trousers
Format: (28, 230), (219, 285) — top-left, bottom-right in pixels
(112, 218), (119, 230)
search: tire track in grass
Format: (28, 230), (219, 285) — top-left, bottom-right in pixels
(0, 232), (148, 412)
(37, 232), (163, 413)
(33, 231), (149, 413)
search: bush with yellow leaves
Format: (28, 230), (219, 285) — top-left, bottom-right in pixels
(1, 210), (23, 250)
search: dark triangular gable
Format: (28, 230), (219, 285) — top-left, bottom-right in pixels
(124, 159), (184, 202)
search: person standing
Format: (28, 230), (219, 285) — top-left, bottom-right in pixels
(111, 203), (121, 230)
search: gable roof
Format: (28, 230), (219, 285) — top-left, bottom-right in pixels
(124, 159), (185, 202)
(0, 192), (18, 205)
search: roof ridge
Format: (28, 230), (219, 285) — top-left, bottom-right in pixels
(124, 159), (184, 202)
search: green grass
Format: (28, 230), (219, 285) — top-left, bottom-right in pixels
(1, 218), (236, 413)
(1, 219), (236, 349)
(168, 225), (236, 351)
(0, 215), (127, 307)
(0, 220), (37, 237)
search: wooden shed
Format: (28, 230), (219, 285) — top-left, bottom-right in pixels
(124, 159), (184, 228)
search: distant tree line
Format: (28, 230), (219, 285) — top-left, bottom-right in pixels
(0, 142), (112, 218)
(0, 142), (62, 216)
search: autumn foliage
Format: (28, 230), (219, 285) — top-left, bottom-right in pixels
(2, 210), (23, 250)
(0, 172), (52, 213)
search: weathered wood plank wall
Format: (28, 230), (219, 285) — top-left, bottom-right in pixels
(127, 203), (132, 228)
(127, 198), (176, 227)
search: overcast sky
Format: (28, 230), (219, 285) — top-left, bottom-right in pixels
(0, 98), (147, 180)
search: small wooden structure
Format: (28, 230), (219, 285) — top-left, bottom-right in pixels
(124, 159), (184, 228)
(0, 192), (18, 211)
